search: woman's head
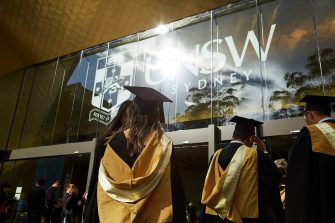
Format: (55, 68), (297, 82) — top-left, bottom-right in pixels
(66, 183), (78, 195)
(120, 86), (173, 156)
(95, 100), (132, 149)
(104, 100), (132, 134)
(125, 101), (163, 156)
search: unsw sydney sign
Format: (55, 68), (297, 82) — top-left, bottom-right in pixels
(89, 24), (276, 125)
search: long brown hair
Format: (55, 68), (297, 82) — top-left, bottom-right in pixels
(124, 102), (163, 156)
(87, 100), (132, 198)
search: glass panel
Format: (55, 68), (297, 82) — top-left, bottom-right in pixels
(62, 153), (90, 195)
(0, 153), (90, 221)
(7, 67), (36, 150)
(42, 59), (68, 145)
(315, 0), (335, 96)
(134, 19), (213, 130)
(91, 42), (136, 137)
(174, 143), (208, 210)
(0, 70), (24, 150)
(75, 45), (109, 142)
(20, 61), (58, 148)
(260, 0), (318, 120)
(212, 3), (262, 126)
(0, 161), (15, 184)
(51, 55), (81, 144)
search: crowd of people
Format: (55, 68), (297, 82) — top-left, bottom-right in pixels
(0, 180), (85, 223)
(82, 88), (334, 223)
(1, 88), (334, 223)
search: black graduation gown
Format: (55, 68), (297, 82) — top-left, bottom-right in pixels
(202, 142), (284, 223)
(83, 132), (186, 223)
(285, 119), (335, 223)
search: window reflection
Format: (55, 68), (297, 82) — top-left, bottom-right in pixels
(0, 153), (90, 221)
(260, 0), (327, 120)
(20, 62), (58, 148)
(315, 0), (335, 96)
(0, 70), (24, 150)
(0, 0), (334, 149)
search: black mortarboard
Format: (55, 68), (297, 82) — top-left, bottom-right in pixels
(299, 95), (335, 114)
(230, 116), (263, 137)
(123, 86), (172, 122)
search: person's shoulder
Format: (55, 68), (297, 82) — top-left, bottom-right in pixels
(297, 126), (310, 136)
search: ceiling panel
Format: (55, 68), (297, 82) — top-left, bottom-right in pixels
(0, 0), (237, 78)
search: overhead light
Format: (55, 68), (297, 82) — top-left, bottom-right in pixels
(182, 141), (190, 144)
(74, 151), (79, 154)
(155, 24), (169, 35)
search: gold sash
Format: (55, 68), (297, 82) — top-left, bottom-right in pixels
(97, 132), (173, 222)
(307, 122), (335, 156)
(201, 145), (258, 223)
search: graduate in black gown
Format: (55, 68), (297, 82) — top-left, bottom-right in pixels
(201, 116), (284, 223)
(285, 95), (335, 223)
(84, 86), (186, 223)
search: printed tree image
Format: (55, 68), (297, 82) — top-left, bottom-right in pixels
(176, 79), (243, 123)
(269, 48), (335, 119)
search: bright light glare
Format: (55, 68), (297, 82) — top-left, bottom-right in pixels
(155, 25), (169, 35)
(155, 48), (181, 80)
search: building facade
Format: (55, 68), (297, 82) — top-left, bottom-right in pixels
(0, 0), (334, 220)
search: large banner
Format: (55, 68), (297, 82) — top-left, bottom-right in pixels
(87, 0), (335, 127)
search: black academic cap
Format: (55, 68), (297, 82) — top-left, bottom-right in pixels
(230, 116), (263, 137)
(123, 86), (172, 122)
(300, 95), (335, 114)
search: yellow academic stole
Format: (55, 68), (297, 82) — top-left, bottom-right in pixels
(201, 145), (258, 223)
(97, 132), (173, 222)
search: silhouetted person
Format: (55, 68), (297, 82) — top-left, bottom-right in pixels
(187, 202), (197, 223)
(62, 184), (79, 223)
(274, 158), (287, 209)
(27, 179), (46, 223)
(45, 180), (61, 223)
(201, 116), (284, 223)
(0, 183), (12, 223)
(286, 95), (335, 223)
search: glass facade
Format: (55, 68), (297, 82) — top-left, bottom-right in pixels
(0, 153), (90, 221)
(0, 0), (334, 218)
(1, 1), (334, 151)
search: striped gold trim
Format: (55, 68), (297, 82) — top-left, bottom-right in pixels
(202, 145), (248, 221)
(314, 123), (335, 149)
(215, 145), (248, 219)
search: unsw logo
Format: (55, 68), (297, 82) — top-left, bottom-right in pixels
(89, 53), (133, 125)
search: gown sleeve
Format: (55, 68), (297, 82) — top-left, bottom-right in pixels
(83, 139), (108, 223)
(285, 127), (312, 223)
(83, 182), (99, 223)
(170, 146), (187, 223)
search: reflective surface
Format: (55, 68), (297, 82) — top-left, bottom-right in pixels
(0, 0), (334, 150)
(0, 153), (90, 220)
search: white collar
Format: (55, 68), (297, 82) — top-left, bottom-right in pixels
(230, 140), (244, 145)
(318, 117), (334, 123)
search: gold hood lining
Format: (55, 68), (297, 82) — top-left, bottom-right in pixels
(98, 132), (172, 203)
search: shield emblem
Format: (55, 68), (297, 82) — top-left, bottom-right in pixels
(90, 52), (134, 124)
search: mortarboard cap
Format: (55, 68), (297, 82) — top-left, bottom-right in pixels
(299, 95), (335, 114)
(123, 86), (172, 122)
(230, 116), (263, 137)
